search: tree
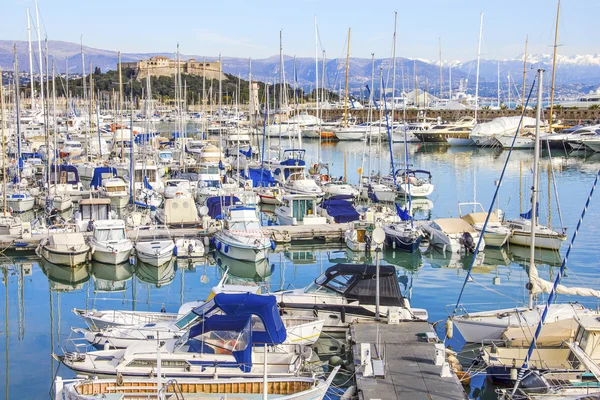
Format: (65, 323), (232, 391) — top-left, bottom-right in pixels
(94, 66), (101, 75)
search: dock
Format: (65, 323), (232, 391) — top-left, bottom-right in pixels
(351, 321), (466, 400)
(0, 223), (351, 252)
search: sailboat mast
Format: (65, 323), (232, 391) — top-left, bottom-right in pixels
(81, 36), (89, 156)
(439, 37), (443, 100)
(314, 16), (320, 163)
(474, 12), (483, 122)
(343, 28), (351, 128)
(35, 1), (44, 116)
(1, 67), (6, 216)
(118, 51), (124, 159)
(497, 62), (500, 107)
(528, 68), (544, 310)
(391, 12), (397, 123)
(548, 0), (560, 132)
(26, 9), (35, 110)
(521, 35), (528, 110)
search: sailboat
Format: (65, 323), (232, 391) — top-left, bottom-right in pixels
(452, 70), (589, 344)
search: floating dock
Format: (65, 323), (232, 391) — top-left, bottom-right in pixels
(351, 321), (466, 400)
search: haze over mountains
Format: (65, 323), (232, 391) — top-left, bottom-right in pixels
(2, 40), (600, 94)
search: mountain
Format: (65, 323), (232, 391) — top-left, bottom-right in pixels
(2, 40), (600, 97)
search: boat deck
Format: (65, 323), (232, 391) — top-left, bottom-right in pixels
(351, 321), (466, 400)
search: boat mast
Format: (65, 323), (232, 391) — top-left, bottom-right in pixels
(343, 28), (351, 128)
(497, 62), (500, 107)
(474, 12), (483, 123)
(548, 0), (560, 132)
(528, 69), (544, 310)
(118, 51), (124, 159)
(1, 67), (6, 216)
(521, 35), (528, 110)
(26, 9), (35, 111)
(35, 0), (44, 117)
(314, 16), (320, 164)
(391, 12), (397, 124)
(81, 36), (89, 157)
(439, 37), (443, 101)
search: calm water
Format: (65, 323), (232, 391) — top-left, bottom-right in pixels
(2, 140), (600, 399)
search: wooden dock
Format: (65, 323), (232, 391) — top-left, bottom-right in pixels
(351, 321), (466, 400)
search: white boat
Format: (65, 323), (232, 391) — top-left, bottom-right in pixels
(59, 140), (84, 158)
(98, 177), (129, 209)
(0, 214), (22, 235)
(174, 237), (205, 258)
(50, 193), (73, 212)
(274, 263), (429, 330)
(275, 195), (327, 226)
(89, 219), (133, 265)
(358, 179), (396, 203)
(5, 191), (35, 212)
(345, 221), (383, 253)
(214, 206), (272, 262)
(155, 197), (201, 228)
(74, 198), (113, 233)
(421, 218), (485, 253)
(506, 218), (566, 250)
(322, 180), (359, 198)
(37, 231), (90, 267)
(55, 369), (338, 400)
(394, 169), (434, 198)
(273, 149), (324, 200)
(458, 202), (511, 247)
(163, 178), (193, 199)
(470, 116), (537, 147)
(134, 226), (175, 267)
(333, 125), (366, 140)
(257, 186), (285, 205)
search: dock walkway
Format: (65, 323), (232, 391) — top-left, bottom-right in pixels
(351, 321), (466, 400)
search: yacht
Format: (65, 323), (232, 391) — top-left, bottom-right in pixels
(213, 206), (272, 262)
(134, 226), (175, 267)
(155, 197), (201, 228)
(275, 195), (327, 226)
(273, 263), (429, 330)
(345, 221), (383, 253)
(37, 231), (90, 267)
(393, 169), (434, 198)
(421, 218), (485, 253)
(98, 177), (129, 209)
(272, 149), (324, 200)
(322, 180), (359, 198)
(89, 219), (133, 265)
(505, 217), (566, 250)
(413, 116), (475, 143)
(458, 202), (511, 247)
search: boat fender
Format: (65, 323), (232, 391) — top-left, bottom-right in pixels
(270, 239), (276, 251)
(340, 386), (356, 400)
(216, 241), (222, 251)
(224, 244), (229, 253)
(173, 246), (178, 256)
(104, 341), (110, 351)
(446, 318), (454, 339)
(340, 307), (346, 324)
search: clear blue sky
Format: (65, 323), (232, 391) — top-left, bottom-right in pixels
(3, 0), (597, 61)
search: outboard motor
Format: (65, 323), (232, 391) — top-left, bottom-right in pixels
(518, 370), (550, 395)
(461, 232), (475, 253)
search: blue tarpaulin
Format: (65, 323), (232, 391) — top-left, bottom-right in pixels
(89, 167), (117, 189)
(206, 196), (241, 219)
(322, 200), (360, 223)
(242, 168), (277, 187)
(395, 203), (412, 221)
(239, 147), (252, 158)
(188, 314), (252, 372)
(193, 293), (287, 345)
(520, 202), (539, 219)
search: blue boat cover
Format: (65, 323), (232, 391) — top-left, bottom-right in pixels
(21, 152), (42, 159)
(192, 293), (286, 345)
(242, 168), (277, 188)
(520, 202), (539, 220)
(206, 196), (241, 219)
(395, 203), (412, 221)
(49, 165), (80, 184)
(239, 147), (252, 158)
(328, 194), (354, 201)
(143, 175), (153, 190)
(189, 314), (252, 372)
(134, 132), (158, 144)
(90, 167), (117, 189)
(322, 200), (359, 223)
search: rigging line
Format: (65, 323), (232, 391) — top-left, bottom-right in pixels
(450, 76), (538, 319)
(545, 140), (565, 230)
(511, 169), (600, 395)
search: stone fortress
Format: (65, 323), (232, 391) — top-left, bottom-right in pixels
(122, 56), (227, 81)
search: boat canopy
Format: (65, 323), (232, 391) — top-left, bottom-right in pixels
(193, 293), (286, 345)
(188, 314), (252, 372)
(241, 168), (277, 188)
(49, 232), (86, 248)
(315, 264), (404, 307)
(432, 218), (477, 234)
(461, 212), (500, 225)
(395, 169), (432, 178)
(90, 167), (118, 189)
(49, 165), (80, 184)
(206, 196), (241, 219)
(321, 200), (359, 223)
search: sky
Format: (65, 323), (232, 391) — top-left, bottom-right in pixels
(2, 0), (598, 61)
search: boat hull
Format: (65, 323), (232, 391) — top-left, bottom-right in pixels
(384, 233), (422, 253)
(92, 248), (132, 265)
(6, 197), (35, 212)
(508, 232), (565, 250)
(39, 246), (89, 267)
(214, 234), (270, 262)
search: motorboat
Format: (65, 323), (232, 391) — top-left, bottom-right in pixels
(134, 226), (175, 267)
(272, 150), (323, 200)
(74, 198), (113, 233)
(37, 231), (90, 267)
(174, 237), (205, 259)
(98, 177), (129, 209)
(421, 218), (485, 253)
(470, 116), (537, 147)
(412, 116), (475, 143)
(55, 369), (338, 400)
(59, 140), (84, 158)
(77, 293), (324, 349)
(458, 202), (511, 247)
(383, 206), (423, 253)
(4, 191), (35, 212)
(358, 178), (396, 203)
(275, 195), (327, 226)
(344, 221), (383, 253)
(318, 198), (359, 224)
(59, 313), (308, 379)
(89, 219), (133, 265)
(0, 214), (22, 235)
(505, 218), (566, 250)
(393, 169), (434, 198)
(213, 206), (272, 262)
(257, 186), (285, 205)
(47, 165), (85, 202)
(322, 180), (359, 198)
(163, 179), (194, 199)
(332, 125), (367, 140)
(273, 263), (429, 331)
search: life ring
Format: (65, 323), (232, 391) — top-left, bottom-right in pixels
(320, 174), (329, 182)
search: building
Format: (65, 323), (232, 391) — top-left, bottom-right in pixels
(122, 56), (227, 81)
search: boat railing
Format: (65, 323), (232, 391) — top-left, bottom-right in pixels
(160, 379), (184, 400)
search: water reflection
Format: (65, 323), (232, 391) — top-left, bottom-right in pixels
(40, 259), (91, 292)
(91, 261), (134, 293)
(214, 251), (273, 281)
(508, 244), (562, 267)
(135, 257), (176, 287)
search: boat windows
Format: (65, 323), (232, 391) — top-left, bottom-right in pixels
(106, 185), (126, 193)
(126, 359), (189, 368)
(304, 279), (341, 296)
(95, 228), (126, 241)
(134, 169), (157, 183)
(325, 274), (354, 292)
(174, 311), (201, 330)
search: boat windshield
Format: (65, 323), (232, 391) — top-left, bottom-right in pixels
(229, 220), (261, 231)
(95, 228), (126, 241)
(304, 276), (342, 296)
(173, 311), (201, 330)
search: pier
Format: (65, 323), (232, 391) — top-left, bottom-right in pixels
(351, 321), (466, 400)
